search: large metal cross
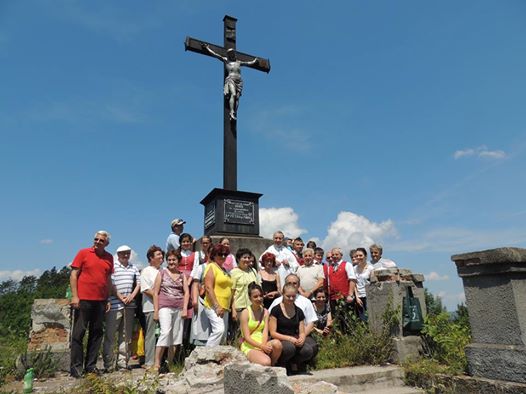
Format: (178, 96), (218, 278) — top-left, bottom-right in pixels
(185, 15), (270, 191)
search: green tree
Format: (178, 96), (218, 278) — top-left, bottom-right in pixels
(424, 288), (445, 316)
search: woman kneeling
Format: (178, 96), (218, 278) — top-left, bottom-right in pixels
(240, 283), (282, 366)
(269, 283), (315, 373)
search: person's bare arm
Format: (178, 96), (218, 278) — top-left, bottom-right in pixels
(182, 275), (190, 318)
(152, 273), (161, 321)
(204, 268), (223, 316)
(70, 269), (80, 308)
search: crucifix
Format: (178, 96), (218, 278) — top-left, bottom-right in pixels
(185, 15), (271, 191)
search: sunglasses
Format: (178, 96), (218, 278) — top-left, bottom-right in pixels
(218, 253), (229, 258)
(94, 238), (106, 243)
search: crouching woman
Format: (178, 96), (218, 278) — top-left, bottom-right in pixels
(239, 283), (282, 366)
(269, 283), (315, 373)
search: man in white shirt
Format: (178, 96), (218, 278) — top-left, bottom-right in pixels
(370, 243), (397, 270)
(140, 245), (164, 368)
(260, 231), (299, 286)
(103, 245), (140, 372)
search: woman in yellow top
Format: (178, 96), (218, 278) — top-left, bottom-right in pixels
(240, 283), (282, 365)
(204, 243), (234, 346)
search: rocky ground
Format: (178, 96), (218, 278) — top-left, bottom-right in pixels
(0, 346), (423, 394)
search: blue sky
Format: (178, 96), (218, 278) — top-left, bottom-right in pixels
(1, 1), (525, 310)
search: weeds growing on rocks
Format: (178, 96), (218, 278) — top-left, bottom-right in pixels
(315, 299), (399, 369)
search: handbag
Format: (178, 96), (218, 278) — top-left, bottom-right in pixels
(402, 285), (424, 334)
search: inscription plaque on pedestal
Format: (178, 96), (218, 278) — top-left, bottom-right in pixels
(224, 199), (255, 225)
(201, 188), (262, 236)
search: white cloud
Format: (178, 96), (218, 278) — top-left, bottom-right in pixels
(39, 239), (54, 245)
(321, 211), (397, 253)
(259, 207), (307, 239)
(437, 291), (466, 309)
(0, 269), (42, 282)
(454, 145), (507, 160)
(426, 271), (449, 281)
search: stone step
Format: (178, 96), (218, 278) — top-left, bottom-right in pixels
(289, 365), (419, 393)
(359, 386), (424, 394)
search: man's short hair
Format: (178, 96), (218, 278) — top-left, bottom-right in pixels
(94, 230), (111, 241)
(314, 247), (324, 255)
(303, 248), (314, 256)
(331, 247), (342, 255)
(285, 273), (300, 285)
(370, 243), (383, 253)
(146, 245), (164, 262)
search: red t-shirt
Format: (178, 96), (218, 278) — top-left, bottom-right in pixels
(71, 248), (114, 301)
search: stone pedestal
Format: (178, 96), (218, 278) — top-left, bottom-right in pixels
(201, 188), (263, 236)
(27, 299), (71, 371)
(366, 268), (426, 363)
(452, 247), (526, 384)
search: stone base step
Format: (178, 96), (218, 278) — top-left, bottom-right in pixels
(289, 365), (421, 393)
(359, 386), (424, 394)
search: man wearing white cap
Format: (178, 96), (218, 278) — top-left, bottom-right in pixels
(166, 218), (186, 252)
(102, 245), (140, 372)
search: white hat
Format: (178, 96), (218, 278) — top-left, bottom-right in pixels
(116, 245), (132, 253)
(171, 218), (186, 227)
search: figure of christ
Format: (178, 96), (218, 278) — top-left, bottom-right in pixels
(202, 43), (259, 120)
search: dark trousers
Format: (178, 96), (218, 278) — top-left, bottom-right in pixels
(355, 297), (368, 322)
(70, 300), (106, 375)
(278, 336), (317, 367)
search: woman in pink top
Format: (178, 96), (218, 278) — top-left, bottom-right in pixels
(219, 237), (237, 272)
(153, 249), (189, 372)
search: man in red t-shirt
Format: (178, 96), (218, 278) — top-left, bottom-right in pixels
(70, 230), (114, 378)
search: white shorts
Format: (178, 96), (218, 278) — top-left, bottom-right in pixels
(156, 307), (184, 347)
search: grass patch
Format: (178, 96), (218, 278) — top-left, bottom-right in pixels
(315, 299), (399, 369)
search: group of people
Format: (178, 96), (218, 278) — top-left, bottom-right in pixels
(68, 221), (397, 378)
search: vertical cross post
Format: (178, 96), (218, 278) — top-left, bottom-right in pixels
(223, 16), (237, 191)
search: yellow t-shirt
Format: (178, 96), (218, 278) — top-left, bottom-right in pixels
(204, 262), (234, 310)
(231, 268), (260, 310)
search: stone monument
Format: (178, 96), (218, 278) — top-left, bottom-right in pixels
(366, 268), (426, 363)
(185, 16), (271, 250)
(452, 247), (526, 384)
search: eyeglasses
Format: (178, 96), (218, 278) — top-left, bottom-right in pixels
(286, 281), (299, 285)
(167, 258), (178, 262)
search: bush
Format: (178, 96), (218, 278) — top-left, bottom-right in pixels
(0, 333), (27, 387)
(403, 307), (471, 389)
(421, 311), (470, 373)
(16, 346), (59, 380)
(315, 299), (399, 369)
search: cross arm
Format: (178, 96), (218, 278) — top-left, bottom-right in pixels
(185, 36), (271, 73)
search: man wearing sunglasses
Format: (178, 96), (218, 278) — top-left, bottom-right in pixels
(69, 231), (114, 378)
